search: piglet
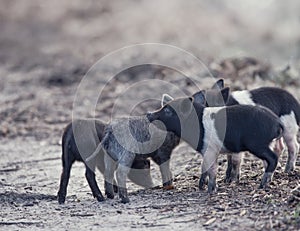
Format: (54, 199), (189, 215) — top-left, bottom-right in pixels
(147, 96), (283, 193)
(193, 79), (300, 180)
(102, 116), (180, 203)
(57, 119), (153, 204)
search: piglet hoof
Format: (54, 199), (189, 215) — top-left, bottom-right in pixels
(105, 192), (114, 199)
(199, 182), (205, 190)
(118, 187), (129, 203)
(284, 164), (294, 173)
(199, 182), (207, 190)
(207, 183), (217, 194)
(113, 184), (119, 193)
(57, 196), (65, 204)
(224, 174), (240, 184)
(120, 197), (130, 204)
(259, 172), (273, 189)
(163, 180), (175, 190)
(105, 188), (115, 199)
(163, 184), (175, 190)
(57, 192), (66, 204)
(96, 195), (105, 202)
(199, 175), (208, 190)
(224, 176), (232, 184)
(105, 181), (115, 199)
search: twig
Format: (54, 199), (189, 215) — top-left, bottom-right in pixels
(0, 221), (41, 226)
(0, 166), (20, 173)
(70, 214), (94, 217)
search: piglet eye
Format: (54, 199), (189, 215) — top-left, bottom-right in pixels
(164, 107), (172, 117)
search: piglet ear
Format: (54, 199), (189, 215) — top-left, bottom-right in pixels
(192, 90), (206, 105)
(211, 79), (224, 90)
(179, 97), (193, 116)
(161, 94), (174, 107)
(221, 87), (230, 103)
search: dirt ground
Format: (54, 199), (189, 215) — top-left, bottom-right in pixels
(1, 0), (300, 230)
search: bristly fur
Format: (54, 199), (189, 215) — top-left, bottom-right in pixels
(102, 115), (180, 203)
(147, 97), (283, 193)
(195, 80), (300, 173)
(57, 118), (173, 204)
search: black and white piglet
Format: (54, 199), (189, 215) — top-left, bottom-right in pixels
(57, 119), (154, 204)
(147, 96), (283, 193)
(102, 116), (180, 203)
(194, 79), (300, 175)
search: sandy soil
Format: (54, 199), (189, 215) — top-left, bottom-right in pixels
(0, 0), (300, 230)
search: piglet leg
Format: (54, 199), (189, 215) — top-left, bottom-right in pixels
(57, 164), (72, 204)
(280, 115), (299, 172)
(199, 151), (218, 193)
(207, 160), (218, 194)
(152, 152), (173, 189)
(104, 153), (117, 199)
(160, 160), (174, 190)
(116, 152), (135, 204)
(283, 134), (299, 173)
(85, 165), (105, 202)
(225, 153), (242, 183)
(255, 148), (278, 188)
(199, 171), (208, 190)
(273, 138), (285, 156)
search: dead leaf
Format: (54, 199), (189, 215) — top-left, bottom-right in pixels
(204, 218), (216, 226)
(240, 210), (247, 216)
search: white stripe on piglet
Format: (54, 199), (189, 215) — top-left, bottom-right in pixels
(231, 90), (255, 106)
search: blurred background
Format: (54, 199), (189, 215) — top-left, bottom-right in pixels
(1, 0), (300, 73)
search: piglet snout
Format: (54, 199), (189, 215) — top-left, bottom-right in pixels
(146, 112), (156, 122)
